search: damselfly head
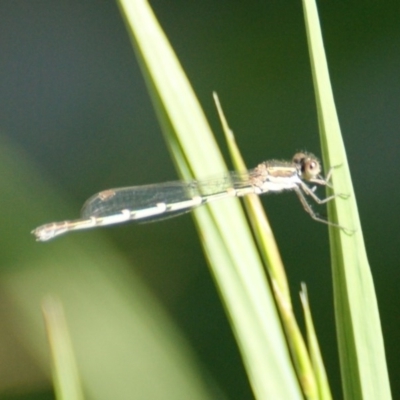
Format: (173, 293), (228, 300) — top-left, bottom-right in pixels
(292, 152), (321, 181)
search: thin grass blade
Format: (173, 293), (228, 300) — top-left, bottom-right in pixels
(214, 93), (322, 399)
(300, 284), (333, 400)
(42, 296), (85, 400)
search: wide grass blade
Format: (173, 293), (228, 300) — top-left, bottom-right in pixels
(117, 0), (303, 398)
(302, 1), (391, 398)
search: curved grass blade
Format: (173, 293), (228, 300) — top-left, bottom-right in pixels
(117, 0), (303, 398)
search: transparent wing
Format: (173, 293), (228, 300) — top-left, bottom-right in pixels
(31, 154), (346, 242)
(81, 171), (254, 222)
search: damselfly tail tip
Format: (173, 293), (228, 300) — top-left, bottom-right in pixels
(31, 227), (50, 242)
(31, 223), (62, 242)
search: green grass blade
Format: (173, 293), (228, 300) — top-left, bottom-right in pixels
(302, 1), (392, 399)
(214, 93), (323, 399)
(213, 92), (291, 303)
(42, 296), (85, 400)
(300, 284), (332, 400)
(117, 0), (303, 398)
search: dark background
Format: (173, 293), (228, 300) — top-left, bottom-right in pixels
(0, 1), (399, 399)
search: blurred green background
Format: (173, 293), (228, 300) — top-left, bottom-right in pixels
(0, 2), (399, 399)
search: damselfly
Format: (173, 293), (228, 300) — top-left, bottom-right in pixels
(32, 152), (343, 241)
